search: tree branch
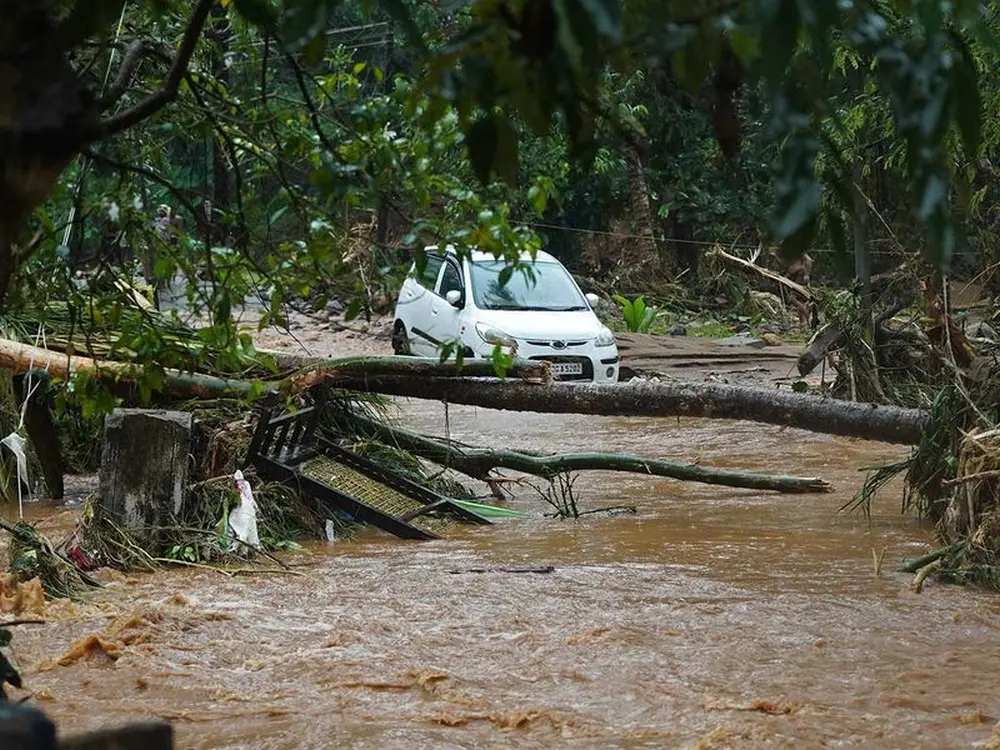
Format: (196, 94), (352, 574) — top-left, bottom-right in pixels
(351, 417), (833, 494)
(82, 148), (209, 232)
(94, 0), (216, 140)
(98, 40), (151, 110)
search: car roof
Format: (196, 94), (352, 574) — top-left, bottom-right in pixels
(424, 244), (559, 265)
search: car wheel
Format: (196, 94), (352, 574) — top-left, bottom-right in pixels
(391, 321), (412, 355)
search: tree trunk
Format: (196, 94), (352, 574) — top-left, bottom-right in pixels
(0, 337), (930, 444)
(337, 376), (929, 445)
(98, 409), (192, 550)
(208, 7), (232, 247)
(0, 6), (96, 309)
(0, 339), (551, 399)
(13, 370), (63, 500)
(624, 142), (672, 274)
(352, 418), (833, 493)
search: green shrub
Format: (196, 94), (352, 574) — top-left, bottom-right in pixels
(612, 294), (659, 332)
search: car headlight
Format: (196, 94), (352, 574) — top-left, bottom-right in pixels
(594, 327), (616, 347)
(475, 322), (516, 347)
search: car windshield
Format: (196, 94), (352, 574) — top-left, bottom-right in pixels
(469, 260), (588, 311)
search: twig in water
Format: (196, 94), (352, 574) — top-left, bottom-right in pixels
(153, 558), (235, 577)
(911, 559), (941, 594)
(871, 546), (886, 577)
(228, 568), (306, 577)
(448, 565), (555, 575)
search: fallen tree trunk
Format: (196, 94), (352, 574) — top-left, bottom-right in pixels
(340, 376), (929, 445)
(352, 418), (833, 493)
(283, 355), (550, 393)
(0, 338), (929, 443)
(0, 340), (549, 399)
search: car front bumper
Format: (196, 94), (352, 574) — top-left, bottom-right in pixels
(470, 340), (620, 383)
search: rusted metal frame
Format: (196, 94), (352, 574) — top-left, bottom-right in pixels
(250, 453), (439, 541)
(315, 436), (492, 526)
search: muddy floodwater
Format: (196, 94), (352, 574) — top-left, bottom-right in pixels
(5, 401), (1000, 749)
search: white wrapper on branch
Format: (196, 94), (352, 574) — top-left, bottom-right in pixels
(230, 469), (260, 550)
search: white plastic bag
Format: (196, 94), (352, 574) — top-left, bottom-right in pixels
(0, 432), (29, 517)
(230, 470), (260, 550)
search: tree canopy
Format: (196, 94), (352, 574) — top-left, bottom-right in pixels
(0, 0), (998, 410)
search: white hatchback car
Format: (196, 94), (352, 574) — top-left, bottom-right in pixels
(392, 246), (619, 383)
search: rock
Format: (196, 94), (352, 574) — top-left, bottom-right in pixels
(0, 703), (56, 750)
(714, 334), (765, 349)
(669, 325), (687, 336)
(59, 721), (174, 750)
(761, 332), (783, 346)
(326, 299), (345, 314)
(970, 321), (998, 342)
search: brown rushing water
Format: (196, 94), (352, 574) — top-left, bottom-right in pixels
(4, 400), (1000, 749)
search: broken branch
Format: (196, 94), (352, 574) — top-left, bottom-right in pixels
(98, 40), (151, 110)
(351, 417), (834, 494)
(95, 0), (216, 140)
(711, 247), (812, 300)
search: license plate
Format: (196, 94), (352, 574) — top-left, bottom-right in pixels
(552, 362), (583, 376)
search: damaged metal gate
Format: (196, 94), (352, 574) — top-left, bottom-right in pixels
(246, 405), (491, 540)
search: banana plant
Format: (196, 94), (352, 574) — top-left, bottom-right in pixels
(612, 294), (659, 333)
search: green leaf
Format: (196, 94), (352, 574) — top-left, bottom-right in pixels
(528, 185), (548, 215)
(673, 31), (717, 93)
(728, 27), (761, 65)
(917, 174), (947, 222)
(55, 0), (128, 47)
(282, 0), (335, 50)
(302, 33), (327, 66)
(577, 0), (621, 40)
(759, 0), (801, 86)
(466, 115), (498, 184)
(949, 30), (981, 158)
(232, 0), (278, 28)
(497, 265), (514, 288)
(779, 215), (817, 260)
(493, 115), (520, 186)
(774, 181), (821, 240)
(379, 0), (427, 52)
(344, 296), (362, 322)
(438, 339), (456, 364)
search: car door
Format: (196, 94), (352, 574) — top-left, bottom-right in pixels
(400, 252), (445, 355)
(424, 256), (466, 355)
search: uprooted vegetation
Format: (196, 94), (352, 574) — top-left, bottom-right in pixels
(591, 243), (1000, 588)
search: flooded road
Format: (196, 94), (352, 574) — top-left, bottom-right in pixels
(5, 401), (1000, 748)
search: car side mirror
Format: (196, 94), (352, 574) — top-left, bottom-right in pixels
(445, 289), (463, 307)
(585, 292), (600, 308)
